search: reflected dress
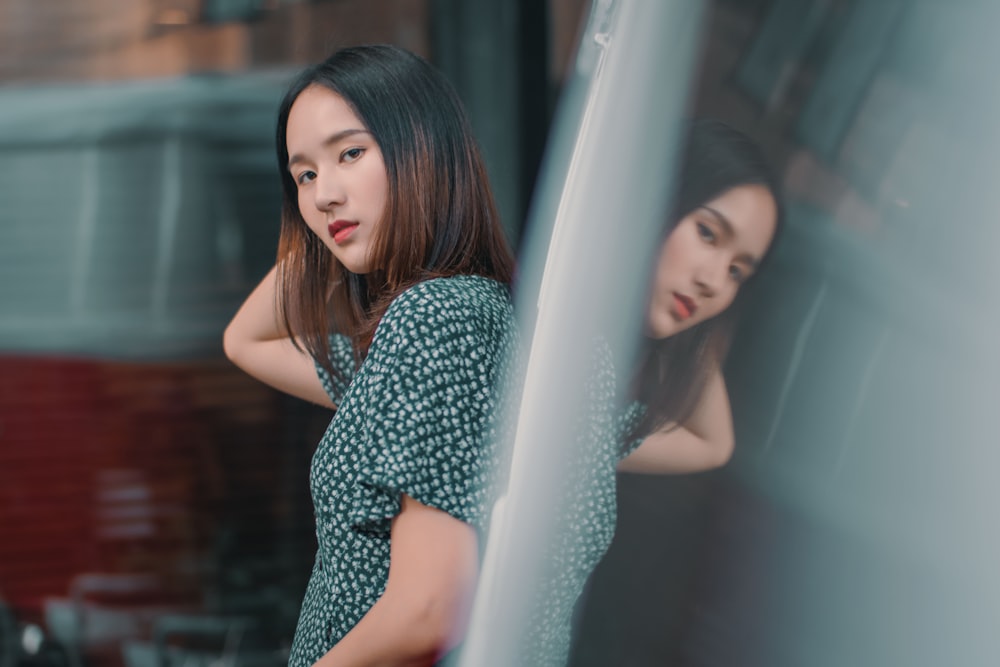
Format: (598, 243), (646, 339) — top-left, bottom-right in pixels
(518, 340), (645, 666)
(287, 275), (516, 667)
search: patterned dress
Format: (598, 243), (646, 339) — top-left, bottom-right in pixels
(518, 340), (645, 666)
(287, 275), (516, 667)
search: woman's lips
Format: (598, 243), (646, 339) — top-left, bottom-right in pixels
(328, 220), (359, 244)
(673, 293), (696, 320)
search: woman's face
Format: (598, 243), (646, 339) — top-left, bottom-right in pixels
(285, 84), (388, 274)
(646, 184), (778, 339)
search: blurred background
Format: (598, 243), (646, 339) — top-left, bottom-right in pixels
(3, 0), (1000, 666)
(0, 2), (580, 665)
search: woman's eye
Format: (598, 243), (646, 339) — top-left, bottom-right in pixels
(696, 222), (716, 243)
(729, 265), (746, 283)
(296, 170), (316, 186)
(341, 147), (364, 163)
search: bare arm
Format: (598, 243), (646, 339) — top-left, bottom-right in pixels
(617, 365), (735, 474)
(314, 495), (480, 667)
(222, 265), (335, 408)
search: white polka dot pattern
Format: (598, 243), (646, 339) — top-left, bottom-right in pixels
(517, 339), (645, 666)
(288, 275), (517, 666)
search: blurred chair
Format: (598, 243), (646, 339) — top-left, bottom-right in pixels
(121, 613), (267, 667)
(44, 574), (191, 667)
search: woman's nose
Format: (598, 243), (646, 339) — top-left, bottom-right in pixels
(693, 257), (727, 296)
(313, 172), (344, 211)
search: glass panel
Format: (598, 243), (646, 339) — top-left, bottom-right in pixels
(492, 1), (1000, 665)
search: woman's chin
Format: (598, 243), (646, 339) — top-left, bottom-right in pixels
(645, 317), (677, 340)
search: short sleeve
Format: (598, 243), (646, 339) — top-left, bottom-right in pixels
(314, 333), (358, 405)
(347, 281), (511, 534)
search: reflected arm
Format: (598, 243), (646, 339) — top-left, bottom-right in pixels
(617, 365), (735, 474)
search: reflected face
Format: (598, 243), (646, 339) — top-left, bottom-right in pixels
(285, 85), (388, 274)
(646, 184), (778, 339)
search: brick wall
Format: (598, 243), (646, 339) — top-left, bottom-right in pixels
(0, 0), (430, 83)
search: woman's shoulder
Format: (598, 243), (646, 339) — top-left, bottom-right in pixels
(363, 275), (516, 361)
(383, 274), (513, 325)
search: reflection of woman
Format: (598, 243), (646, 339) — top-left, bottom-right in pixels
(524, 119), (782, 665)
(223, 45), (516, 666)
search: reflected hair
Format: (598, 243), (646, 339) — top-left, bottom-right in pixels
(629, 118), (783, 441)
(273, 45), (515, 378)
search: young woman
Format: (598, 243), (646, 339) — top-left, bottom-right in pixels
(522, 118), (783, 665)
(223, 45), (517, 666)
(622, 118), (782, 472)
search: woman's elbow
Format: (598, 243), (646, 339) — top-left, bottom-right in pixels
(399, 588), (471, 658)
(222, 322), (246, 367)
(711, 436), (736, 468)
(412, 607), (457, 657)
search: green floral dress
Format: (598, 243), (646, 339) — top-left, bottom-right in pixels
(518, 340), (645, 666)
(287, 275), (516, 667)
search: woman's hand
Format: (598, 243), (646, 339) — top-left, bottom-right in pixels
(223, 265), (334, 408)
(617, 365), (735, 474)
(314, 495), (479, 666)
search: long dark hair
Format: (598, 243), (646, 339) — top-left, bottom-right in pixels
(629, 119), (783, 440)
(273, 45), (515, 377)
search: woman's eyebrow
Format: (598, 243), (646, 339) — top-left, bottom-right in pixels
(701, 205), (734, 237)
(701, 205), (760, 269)
(287, 128), (370, 168)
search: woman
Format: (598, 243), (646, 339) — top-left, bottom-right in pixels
(223, 45), (516, 666)
(521, 118), (782, 665)
(623, 118), (782, 471)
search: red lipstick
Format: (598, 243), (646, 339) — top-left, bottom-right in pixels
(328, 220), (359, 244)
(673, 293), (696, 320)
